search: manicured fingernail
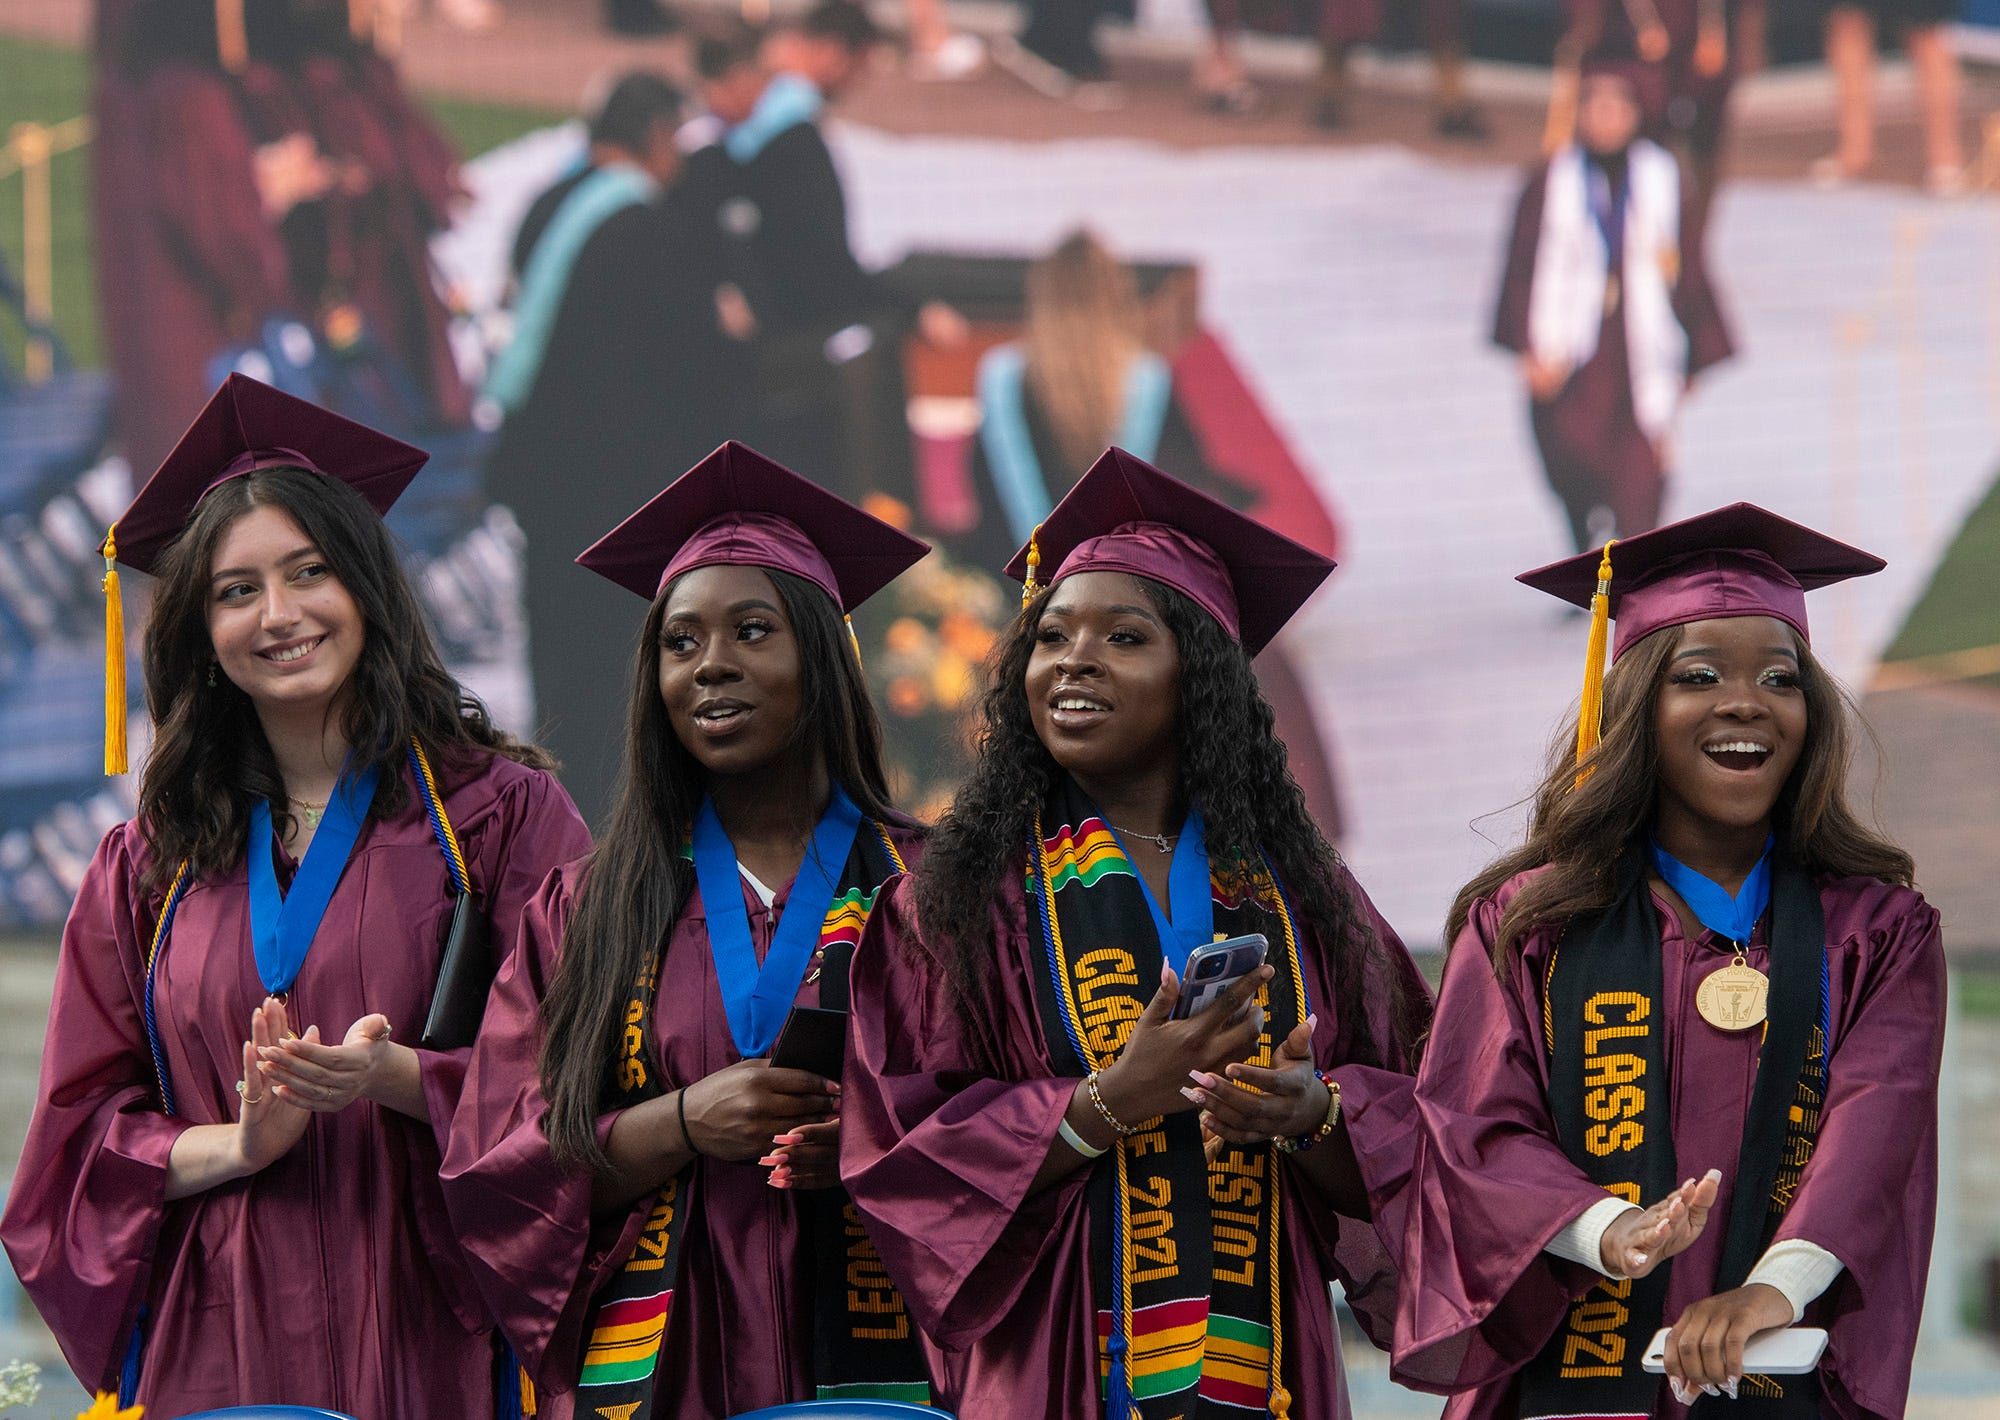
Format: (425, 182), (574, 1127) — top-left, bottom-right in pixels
(1704, 1168), (1721, 1181)
(757, 1154), (784, 1166)
(774, 1132), (803, 1144)
(1180, 1086), (1204, 1104)
(1724, 1379), (1739, 1400)
(1670, 1379), (1692, 1405)
(1703, 1384), (1720, 1397)
(769, 1175), (791, 1190)
(826, 1081), (842, 1094)
(1632, 1253), (1647, 1266)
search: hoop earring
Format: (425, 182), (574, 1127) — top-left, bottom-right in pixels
(207, 662), (218, 688)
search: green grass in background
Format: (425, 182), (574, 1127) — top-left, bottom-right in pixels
(0, 29), (560, 378)
(1880, 469), (2000, 690)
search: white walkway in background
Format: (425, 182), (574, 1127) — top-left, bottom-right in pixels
(445, 128), (2000, 949)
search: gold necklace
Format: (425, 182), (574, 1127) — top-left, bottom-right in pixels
(290, 797), (327, 830)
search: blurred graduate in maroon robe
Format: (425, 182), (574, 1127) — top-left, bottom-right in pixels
(1494, 58), (1734, 556)
(1394, 505), (1942, 1419)
(0, 376), (588, 1417)
(442, 445), (938, 1417)
(96, 0), (327, 475)
(841, 450), (1432, 1418)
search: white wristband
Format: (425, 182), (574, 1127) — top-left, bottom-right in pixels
(1057, 1116), (1107, 1159)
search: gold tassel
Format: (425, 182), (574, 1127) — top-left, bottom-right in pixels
(1020, 525), (1043, 608)
(845, 614), (865, 670)
(102, 529), (129, 775)
(518, 1365), (536, 1416)
(1572, 539), (1617, 786)
(216, 0), (249, 71)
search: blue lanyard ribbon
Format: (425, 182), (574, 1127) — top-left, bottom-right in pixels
(1105, 806), (1211, 976)
(1648, 835), (1774, 945)
(691, 786), (862, 1058)
(247, 760), (384, 996)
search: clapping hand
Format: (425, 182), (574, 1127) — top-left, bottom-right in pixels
(235, 996), (310, 1172)
(1600, 1169), (1722, 1279)
(258, 1004), (397, 1113)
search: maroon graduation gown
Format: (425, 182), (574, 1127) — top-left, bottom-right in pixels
(0, 755), (588, 1419)
(105, 63), (295, 475)
(441, 825), (926, 1419)
(1492, 155), (1734, 547)
(840, 865), (1430, 1419)
(1393, 868), (1944, 1420)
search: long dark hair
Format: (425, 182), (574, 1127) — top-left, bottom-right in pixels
(915, 577), (1423, 1069)
(538, 568), (909, 1171)
(1448, 621), (1915, 966)
(137, 465), (550, 890)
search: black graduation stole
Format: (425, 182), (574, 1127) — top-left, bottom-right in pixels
(573, 820), (932, 1417)
(1518, 850), (1830, 1420)
(1025, 777), (1309, 1420)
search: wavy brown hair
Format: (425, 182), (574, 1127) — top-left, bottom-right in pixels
(137, 466), (550, 891)
(1023, 230), (1149, 473)
(915, 577), (1426, 1070)
(537, 568), (913, 1172)
(1447, 621), (1915, 967)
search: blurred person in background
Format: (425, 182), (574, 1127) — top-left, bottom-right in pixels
(686, 1), (965, 507)
(990, 0), (1120, 107)
(1814, 0), (1965, 195)
(1555, 0), (1767, 237)
(288, 0), (473, 430)
(905, 0), (984, 80)
(97, 0), (329, 475)
(485, 72), (750, 827)
(1198, 0), (1488, 135)
(1494, 58), (1733, 556)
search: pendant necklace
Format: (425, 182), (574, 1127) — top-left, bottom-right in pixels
(291, 797), (328, 830)
(1114, 824), (1179, 855)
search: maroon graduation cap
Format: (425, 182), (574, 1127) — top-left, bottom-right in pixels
(109, 373), (429, 576)
(575, 441), (930, 610)
(1517, 502), (1885, 661)
(98, 374), (428, 774)
(1518, 503), (1884, 770)
(1003, 447), (1334, 654)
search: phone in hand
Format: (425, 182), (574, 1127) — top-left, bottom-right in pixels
(770, 1006), (847, 1080)
(1171, 934), (1269, 1020)
(1640, 1325), (1826, 1375)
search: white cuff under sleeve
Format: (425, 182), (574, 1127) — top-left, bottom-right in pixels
(1745, 1239), (1844, 1324)
(1545, 1196), (1644, 1278)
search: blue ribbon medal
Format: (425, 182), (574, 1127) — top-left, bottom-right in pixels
(1650, 835), (1776, 1031)
(691, 787), (862, 1059)
(248, 760), (384, 996)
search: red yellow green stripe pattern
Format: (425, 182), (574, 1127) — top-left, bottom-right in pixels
(580, 1291), (672, 1387)
(1043, 818), (1132, 893)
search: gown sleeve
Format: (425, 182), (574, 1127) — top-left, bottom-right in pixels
(1673, 167), (1736, 377)
(1493, 163), (1549, 356)
(1769, 886), (1944, 1420)
(439, 863), (648, 1387)
(839, 875), (1083, 1351)
(0, 827), (197, 1392)
(1392, 892), (1617, 1394)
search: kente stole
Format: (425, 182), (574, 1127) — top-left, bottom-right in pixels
(1026, 778), (1309, 1420)
(576, 818), (931, 1417)
(1521, 850), (1829, 1420)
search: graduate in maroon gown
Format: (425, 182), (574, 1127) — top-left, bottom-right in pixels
(0, 375), (590, 1418)
(1494, 59), (1734, 555)
(1395, 504), (1943, 1419)
(841, 448), (1432, 1419)
(99, 0), (327, 476)
(441, 443), (937, 1418)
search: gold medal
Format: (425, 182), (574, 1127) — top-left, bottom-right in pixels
(1696, 951), (1769, 1031)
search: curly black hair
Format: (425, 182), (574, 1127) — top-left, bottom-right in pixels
(914, 577), (1421, 1067)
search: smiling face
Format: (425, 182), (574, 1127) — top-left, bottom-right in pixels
(1025, 571), (1182, 800)
(657, 563), (808, 781)
(1652, 616), (1809, 846)
(206, 503), (365, 717)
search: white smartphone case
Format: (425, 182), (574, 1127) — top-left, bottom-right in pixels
(1641, 1325), (1828, 1375)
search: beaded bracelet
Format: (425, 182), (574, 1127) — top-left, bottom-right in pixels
(1272, 1071), (1340, 1155)
(1086, 1070), (1140, 1137)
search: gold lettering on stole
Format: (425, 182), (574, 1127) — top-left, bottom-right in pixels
(1126, 1130), (1179, 1282)
(1078, 949), (1144, 1057)
(626, 1178), (679, 1272)
(1556, 986), (1651, 1378)
(1209, 975), (1279, 1286)
(842, 1203), (911, 1340)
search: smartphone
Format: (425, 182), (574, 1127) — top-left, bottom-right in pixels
(1171, 934), (1269, 1020)
(1640, 1325), (1827, 1375)
(770, 1006), (848, 1080)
